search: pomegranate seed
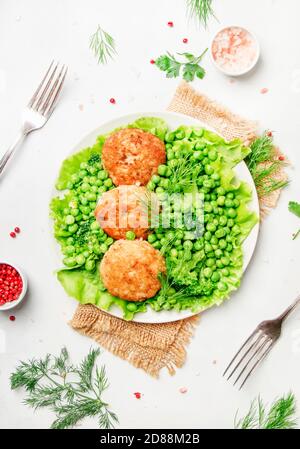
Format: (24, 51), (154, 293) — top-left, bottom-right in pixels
(267, 131), (273, 137)
(183, 38), (188, 44)
(10, 232), (16, 238)
(14, 227), (21, 233)
(167, 21), (174, 27)
(0, 263), (23, 306)
(9, 315), (16, 321)
(134, 392), (141, 399)
(279, 155), (285, 161)
(260, 88), (269, 94)
(109, 98), (116, 104)
(150, 59), (155, 64)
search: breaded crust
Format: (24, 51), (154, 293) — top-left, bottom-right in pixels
(95, 185), (153, 240)
(100, 240), (166, 302)
(102, 128), (166, 186)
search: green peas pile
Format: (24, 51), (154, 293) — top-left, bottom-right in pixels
(57, 156), (115, 270)
(146, 127), (242, 299)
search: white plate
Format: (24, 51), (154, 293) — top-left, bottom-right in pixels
(52, 111), (260, 323)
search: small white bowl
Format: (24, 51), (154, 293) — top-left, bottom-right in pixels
(210, 25), (260, 77)
(0, 262), (28, 311)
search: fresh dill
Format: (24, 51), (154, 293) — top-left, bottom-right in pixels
(90, 25), (116, 64)
(186, 0), (216, 28)
(245, 132), (288, 195)
(235, 393), (297, 429)
(10, 347), (118, 429)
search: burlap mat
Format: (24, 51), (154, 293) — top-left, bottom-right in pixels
(70, 81), (287, 377)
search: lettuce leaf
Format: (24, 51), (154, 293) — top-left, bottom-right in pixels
(57, 267), (147, 321)
(128, 117), (169, 140)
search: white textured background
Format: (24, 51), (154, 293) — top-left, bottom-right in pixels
(0, 0), (300, 429)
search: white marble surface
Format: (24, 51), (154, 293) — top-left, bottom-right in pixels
(0, 0), (300, 429)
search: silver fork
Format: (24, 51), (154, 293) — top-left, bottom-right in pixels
(223, 294), (300, 389)
(0, 61), (67, 178)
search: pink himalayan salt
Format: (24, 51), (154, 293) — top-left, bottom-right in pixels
(212, 27), (258, 75)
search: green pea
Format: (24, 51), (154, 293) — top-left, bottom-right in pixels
(204, 231), (212, 241)
(215, 229), (226, 239)
(217, 196), (226, 206)
(217, 187), (226, 196)
(183, 250), (192, 261)
(227, 208), (237, 218)
(156, 187), (165, 194)
(195, 141), (205, 151)
(160, 178), (170, 189)
(211, 173), (220, 181)
(226, 243), (233, 252)
(215, 249), (223, 258)
(167, 149), (175, 160)
(206, 223), (216, 233)
(76, 254), (86, 265)
(203, 180), (213, 189)
(98, 186), (107, 194)
(79, 169), (88, 178)
(226, 192), (235, 199)
(227, 219), (235, 228)
(219, 239), (227, 249)
(165, 132), (175, 142)
(158, 164), (167, 176)
(211, 272), (221, 283)
(205, 243), (213, 253)
(219, 216), (228, 226)
(183, 240), (193, 251)
(80, 162), (88, 170)
(208, 149), (218, 161)
(211, 236), (219, 246)
(217, 282), (228, 292)
(174, 239), (182, 248)
(68, 224), (78, 234)
(233, 199), (240, 208)
(194, 240), (204, 251)
(147, 181), (156, 191)
(170, 248), (178, 258)
(104, 178), (113, 188)
(85, 259), (95, 271)
(63, 257), (76, 267)
(152, 241), (161, 249)
(175, 130), (185, 140)
(221, 268), (230, 277)
(225, 199), (234, 208)
(203, 267), (212, 278)
(99, 243), (108, 253)
(126, 231), (136, 240)
(127, 302), (138, 312)
(91, 185), (98, 193)
(221, 256), (230, 266)
(65, 215), (75, 225)
(98, 170), (108, 180)
(148, 234), (157, 244)
(105, 237), (114, 246)
(216, 260), (224, 268)
(65, 245), (75, 255)
(67, 237), (74, 245)
(193, 151), (202, 160)
(206, 258), (216, 268)
(86, 192), (97, 201)
(204, 203), (213, 213)
(232, 224), (241, 235)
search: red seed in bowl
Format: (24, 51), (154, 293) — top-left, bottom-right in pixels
(0, 263), (23, 306)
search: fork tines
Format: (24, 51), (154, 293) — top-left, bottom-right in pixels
(223, 327), (274, 390)
(28, 61), (68, 117)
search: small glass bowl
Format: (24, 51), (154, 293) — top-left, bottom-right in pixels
(210, 25), (260, 77)
(0, 262), (28, 311)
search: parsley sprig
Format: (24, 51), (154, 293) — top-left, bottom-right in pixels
(10, 347), (118, 429)
(235, 393), (297, 429)
(155, 50), (208, 82)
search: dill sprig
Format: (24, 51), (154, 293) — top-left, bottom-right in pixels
(10, 347), (118, 430)
(186, 0), (216, 28)
(90, 25), (116, 64)
(288, 201), (300, 240)
(235, 393), (297, 429)
(245, 132), (288, 195)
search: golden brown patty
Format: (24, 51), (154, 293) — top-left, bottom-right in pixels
(102, 128), (166, 186)
(95, 185), (156, 240)
(100, 240), (166, 302)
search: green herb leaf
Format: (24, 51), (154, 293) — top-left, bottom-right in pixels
(235, 393), (297, 429)
(155, 50), (207, 82)
(186, 0), (216, 28)
(289, 201), (300, 218)
(10, 348), (118, 430)
(90, 25), (117, 65)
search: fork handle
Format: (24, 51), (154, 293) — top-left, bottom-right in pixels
(0, 131), (26, 178)
(277, 294), (300, 322)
